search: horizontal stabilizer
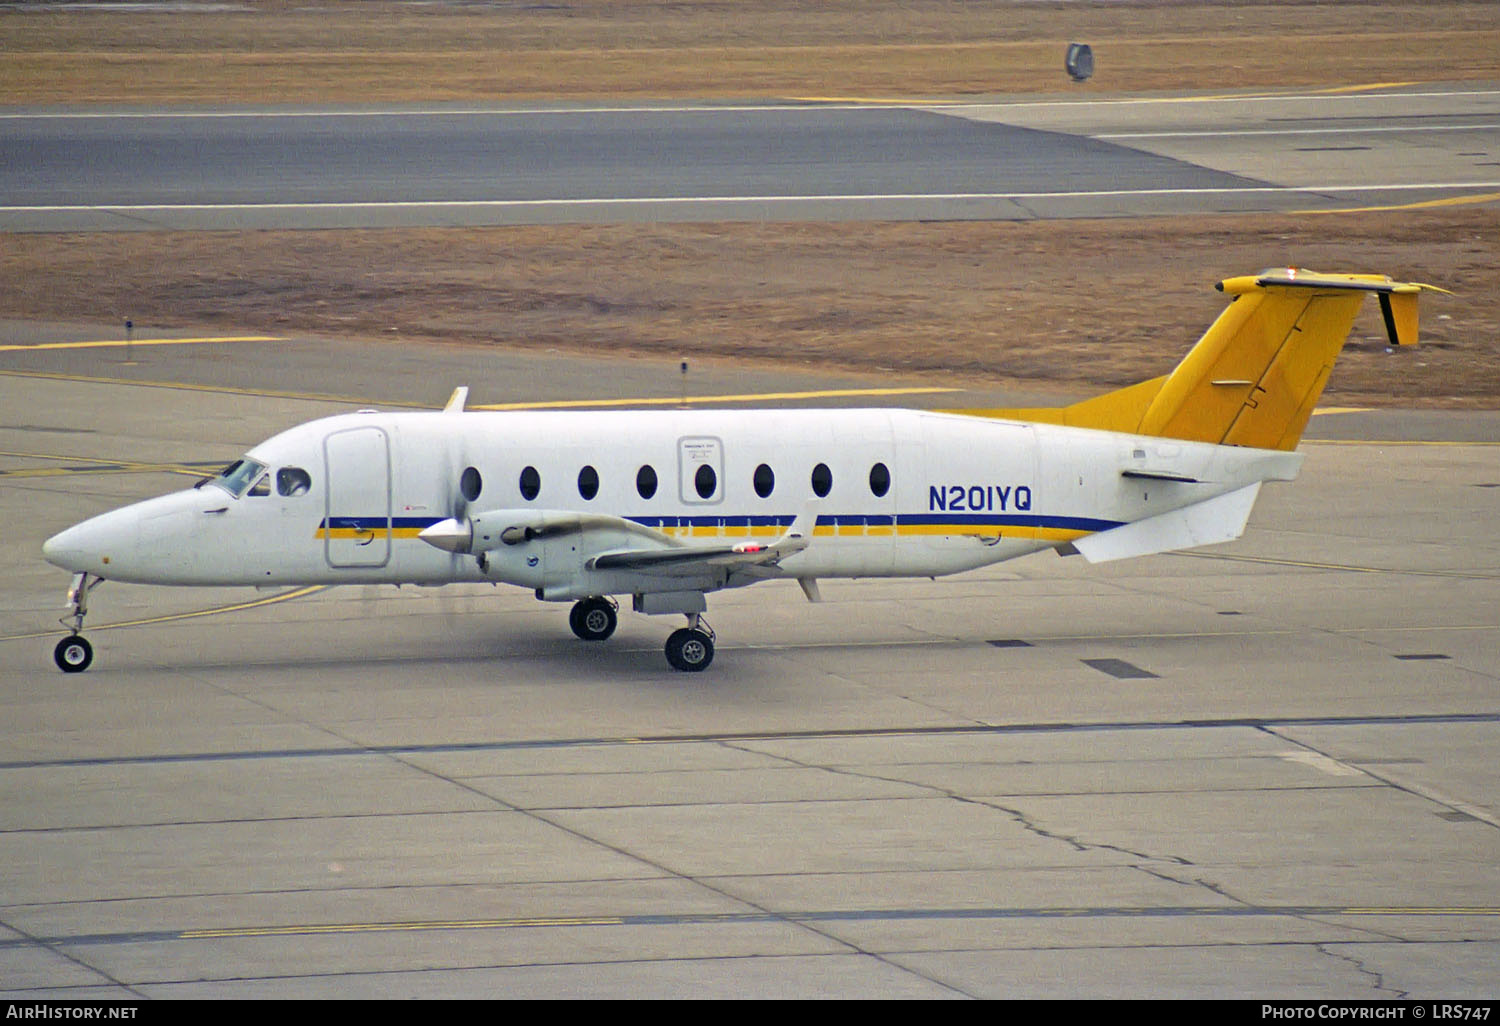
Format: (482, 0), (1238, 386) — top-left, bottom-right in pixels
(1073, 483), (1262, 563)
(1121, 469), (1200, 483)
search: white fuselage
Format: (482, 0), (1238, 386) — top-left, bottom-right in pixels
(42, 407), (1302, 597)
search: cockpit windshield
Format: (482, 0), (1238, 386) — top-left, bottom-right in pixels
(207, 458), (269, 498)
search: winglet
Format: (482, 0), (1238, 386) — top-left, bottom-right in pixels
(443, 386), (469, 413)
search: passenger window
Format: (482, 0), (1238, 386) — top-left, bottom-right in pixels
(276, 467), (312, 497)
(460, 466), (482, 502)
(248, 474), (270, 497)
(519, 466), (541, 501)
(811, 462), (832, 498)
(753, 463), (775, 498)
(637, 465), (658, 500)
(869, 462), (890, 498)
(695, 463), (717, 500)
(578, 465), (599, 501)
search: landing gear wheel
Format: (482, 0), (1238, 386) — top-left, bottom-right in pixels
(54, 635), (93, 674)
(569, 597), (618, 641)
(665, 628), (714, 672)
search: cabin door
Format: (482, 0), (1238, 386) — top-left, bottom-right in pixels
(323, 426), (392, 568)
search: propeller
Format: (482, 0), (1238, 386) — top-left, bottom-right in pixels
(419, 387), (480, 557)
(422, 461), (482, 555)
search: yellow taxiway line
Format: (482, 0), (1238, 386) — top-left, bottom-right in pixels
(180, 904), (1500, 941)
(792, 81), (1426, 107)
(0, 449), (216, 480)
(184, 916), (624, 939)
(0, 369), (958, 410)
(0, 586), (325, 643)
(1180, 551), (1500, 580)
(0, 368), (436, 408)
(474, 386), (961, 410)
(0, 335), (281, 353)
(1296, 190), (1500, 215)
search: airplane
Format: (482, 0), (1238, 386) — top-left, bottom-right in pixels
(41, 268), (1445, 674)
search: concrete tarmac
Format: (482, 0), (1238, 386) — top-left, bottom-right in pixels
(1, 325), (1497, 998)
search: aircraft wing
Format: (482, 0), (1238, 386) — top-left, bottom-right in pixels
(421, 507), (673, 553)
(421, 506), (813, 578)
(587, 513), (813, 575)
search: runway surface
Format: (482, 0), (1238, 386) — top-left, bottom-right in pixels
(1, 324), (1497, 998)
(3, 83), (1499, 231)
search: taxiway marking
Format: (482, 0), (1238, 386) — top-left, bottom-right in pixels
(0, 450), (219, 480)
(796, 84), (1475, 108)
(0, 369), (960, 410)
(4, 710), (1496, 771)
(1098, 124), (1500, 141)
(9, 181), (1500, 218)
(0, 368), (435, 408)
(1, 85), (1491, 122)
(0, 586), (325, 643)
(1181, 551), (1500, 580)
(0, 335), (281, 353)
(174, 904), (1500, 941)
(1295, 190), (1500, 215)
(474, 386), (960, 410)
(9, 901), (1500, 951)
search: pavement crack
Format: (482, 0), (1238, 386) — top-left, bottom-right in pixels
(728, 741), (1196, 864)
(1317, 942), (1408, 999)
(976, 797), (1194, 864)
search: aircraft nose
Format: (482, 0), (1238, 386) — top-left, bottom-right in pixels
(42, 522), (97, 572)
(42, 506), (140, 575)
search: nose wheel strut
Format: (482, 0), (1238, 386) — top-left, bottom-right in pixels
(54, 572), (101, 673)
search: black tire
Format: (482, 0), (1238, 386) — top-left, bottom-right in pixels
(569, 598), (617, 642)
(665, 628), (714, 672)
(54, 635), (93, 674)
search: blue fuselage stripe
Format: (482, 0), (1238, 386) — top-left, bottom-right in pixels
(318, 512), (1123, 533)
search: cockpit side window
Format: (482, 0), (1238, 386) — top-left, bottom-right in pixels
(209, 458), (269, 498)
(277, 467), (312, 497)
(248, 474), (270, 497)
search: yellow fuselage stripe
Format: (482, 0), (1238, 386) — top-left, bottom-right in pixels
(317, 523), (1088, 543)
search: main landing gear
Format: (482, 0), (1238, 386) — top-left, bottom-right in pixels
(567, 597), (715, 671)
(54, 572), (101, 673)
(665, 615), (715, 673)
(568, 596), (618, 642)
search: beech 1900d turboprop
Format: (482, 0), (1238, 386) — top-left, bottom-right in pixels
(42, 270), (1445, 673)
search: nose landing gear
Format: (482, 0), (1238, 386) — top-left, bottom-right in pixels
(54, 572), (101, 673)
(54, 635), (93, 673)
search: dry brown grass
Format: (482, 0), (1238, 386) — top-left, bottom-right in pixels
(3, 1), (1498, 104)
(3, 211), (1494, 406)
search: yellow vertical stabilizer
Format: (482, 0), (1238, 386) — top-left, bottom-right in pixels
(953, 270), (1448, 451)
